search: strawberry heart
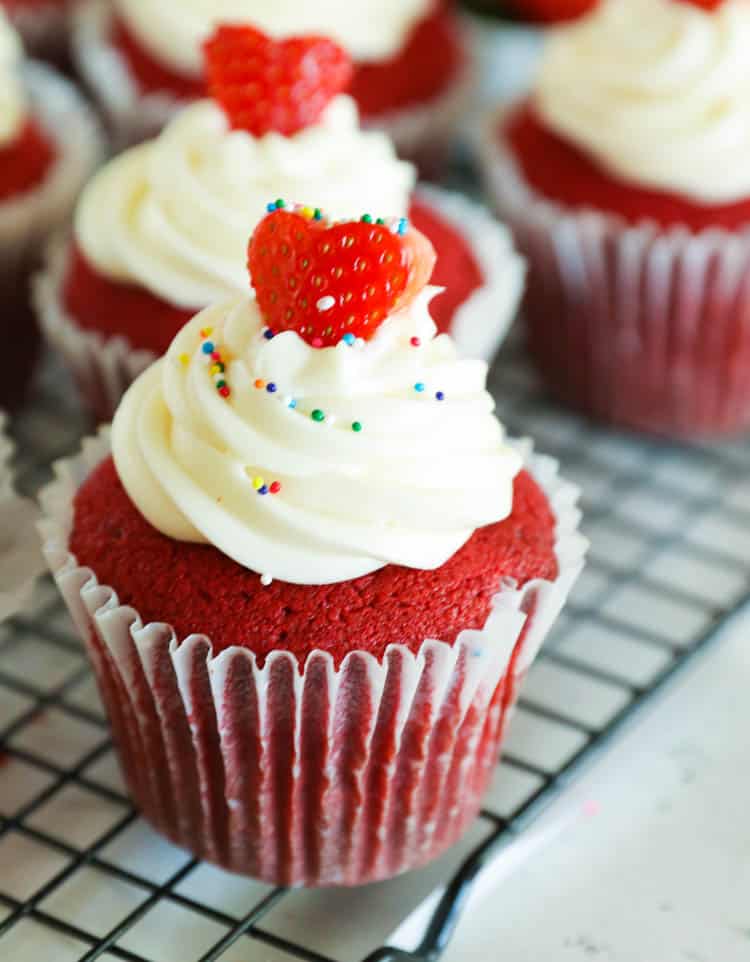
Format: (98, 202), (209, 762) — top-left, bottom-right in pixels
(248, 205), (436, 347)
(203, 25), (353, 137)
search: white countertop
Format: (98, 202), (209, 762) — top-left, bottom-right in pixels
(438, 612), (750, 962)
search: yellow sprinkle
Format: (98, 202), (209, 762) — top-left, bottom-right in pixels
(210, 363), (221, 375)
(252, 476), (264, 490)
(300, 206), (315, 220)
(200, 327), (213, 338)
(179, 353), (190, 367)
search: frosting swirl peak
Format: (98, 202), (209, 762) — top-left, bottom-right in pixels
(536, 0), (750, 204)
(75, 97), (415, 308)
(112, 292), (521, 585)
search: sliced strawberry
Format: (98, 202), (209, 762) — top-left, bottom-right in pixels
(248, 205), (437, 347)
(203, 24), (353, 137)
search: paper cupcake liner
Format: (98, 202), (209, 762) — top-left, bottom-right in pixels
(38, 432), (585, 887)
(7, 1), (73, 66)
(416, 183), (525, 364)
(478, 108), (750, 437)
(1, 62), (103, 408)
(35, 238), (156, 424)
(36, 191), (524, 422)
(0, 412), (43, 620)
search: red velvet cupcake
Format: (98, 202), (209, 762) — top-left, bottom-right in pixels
(39, 209), (585, 886)
(2, 0), (73, 65)
(72, 0), (469, 169)
(0, 10), (101, 409)
(38, 25), (523, 422)
(480, 0), (750, 437)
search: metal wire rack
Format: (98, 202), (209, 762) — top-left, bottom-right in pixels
(2, 340), (749, 962)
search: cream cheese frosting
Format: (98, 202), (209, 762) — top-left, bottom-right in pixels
(114, 0), (432, 75)
(75, 96), (416, 308)
(112, 291), (521, 585)
(0, 11), (26, 148)
(535, 0), (750, 204)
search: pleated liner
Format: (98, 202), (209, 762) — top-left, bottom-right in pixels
(39, 432), (586, 887)
(479, 106), (750, 439)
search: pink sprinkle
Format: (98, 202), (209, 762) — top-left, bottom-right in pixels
(211, 352), (221, 361)
(410, 336), (421, 347)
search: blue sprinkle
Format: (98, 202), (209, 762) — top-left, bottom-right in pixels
(314, 208), (323, 221)
(436, 391), (445, 401)
(287, 398), (297, 409)
(342, 333), (356, 346)
(472, 648), (483, 659)
(263, 328), (275, 340)
(266, 382), (277, 394)
(258, 485), (269, 496)
(266, 202), (276, 213)
(202, 341), (214, 355)
(397, 217), (409, 237)
(414, 382), (425, 393)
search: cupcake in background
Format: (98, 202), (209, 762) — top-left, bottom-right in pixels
(0, 9), (101, 410)
(2, 0), (74, 66)
(0, 412), (43, 620)
(480, 0), (750, 438)
(39, 205), (585, 886)
(72, 0), (470, 170)
(38, 23), (524, 422)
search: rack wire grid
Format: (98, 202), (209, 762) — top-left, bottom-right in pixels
(2, 339), (749, 962)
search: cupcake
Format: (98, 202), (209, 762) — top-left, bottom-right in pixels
(0, 10), (102, 410)
(38, 24), (523, 422)
(39, 207), (585, 887)
(480, 0), (750, 438)
(72, 0), (469, 167)
(0, 412), (43, 620)
(2, 0), (74, 66)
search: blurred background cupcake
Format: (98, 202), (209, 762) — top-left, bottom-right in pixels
(39, 208), (585, 886)
(0, 9), (101, 410)
(72, 0), (470, 171)
(480, 0), (750, 438)
(38, 24), (524, 421)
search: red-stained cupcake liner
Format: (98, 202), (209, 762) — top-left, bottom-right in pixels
(35, 185), (525, 423)
(38, 432), (585, 887)
(6, 1), (74, 67)
(0, 62), (103, 409)
(72, 0), (472, 166)
(0, 412), (43, 620)
(478, 107), (750, 438)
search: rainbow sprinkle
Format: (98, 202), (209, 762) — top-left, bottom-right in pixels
(200, 332), (231, 399)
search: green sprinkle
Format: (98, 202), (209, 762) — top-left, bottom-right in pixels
(311, 409), (325, 423)
(361, 213), (373, 223)
(314, 208), (323, 221)
(352, 421), (363, 433)
(375, 217), (385, 225)
(275, 198), (285, 209)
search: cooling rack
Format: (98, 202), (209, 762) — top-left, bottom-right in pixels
(2, 338), (749, 962)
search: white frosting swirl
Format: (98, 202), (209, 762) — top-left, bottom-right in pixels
(112, 291), (521, 585)
(75, 97), (415, 308)
(536, 0), (750, 204)
(115, 0), (432, 74)
(0, 11), (26, 147)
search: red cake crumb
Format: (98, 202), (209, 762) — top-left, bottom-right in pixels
(111, 6), (463, 119)
(71, 457), (558, 667)
(0, 119), (56, 203)
(62, 245), (196, 356)
(62, 200), (482, 350)
(505, 102), (750, 232)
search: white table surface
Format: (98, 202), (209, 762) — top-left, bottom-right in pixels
(436, 611), (750, 962)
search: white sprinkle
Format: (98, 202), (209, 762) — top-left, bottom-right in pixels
(316, 295), (336, 312)
(260, 574), (273, 587)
